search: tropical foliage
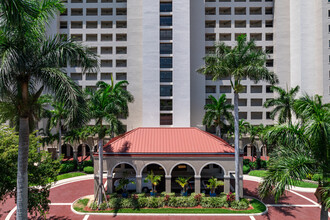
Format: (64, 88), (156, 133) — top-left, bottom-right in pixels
(198, 34), (278, 200)
(175, 177), (192, 194)
(258, 94), (329, 220)
(206, 177), (224, 194)
(203, 94), (233, 137)
(144, 170), (163, 193)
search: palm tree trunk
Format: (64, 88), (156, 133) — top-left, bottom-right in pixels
(320, 203), (328, 220)
(217, 120), (221, 138)
(234, 92), (240, 201)
(17, 117), (29, 220)
(97, 138), (103, 205)
(58, 121), (62, 159)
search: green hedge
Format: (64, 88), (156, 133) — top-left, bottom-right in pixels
(243, 165), (251, 174)
(90, 193), (250, 210)
(83, 166), (94, 174)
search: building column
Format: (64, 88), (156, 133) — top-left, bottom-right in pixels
(136, 175), (142, 193)
(224, 175), (231, 194)
(165, 175), (171, 193)
(56, 150), (60, 159)
(107, 175), (113, 194)
(194, 176), (201, 194)
(82, 145), (86, 157)
(94, 175), (99, 200)
(247, 146), (251, 157)
(66, 146), (70, 156)
(73, 150), (77, 161)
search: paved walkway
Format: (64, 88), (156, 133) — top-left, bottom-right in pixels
(1, 175), (329, 220)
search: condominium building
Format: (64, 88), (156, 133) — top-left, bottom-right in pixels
(49, 0), (330, 132)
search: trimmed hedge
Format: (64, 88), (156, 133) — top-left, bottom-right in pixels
(83, 166), (94, 174)
(90, 193), (250, 210)
(243, 165), (251, 174)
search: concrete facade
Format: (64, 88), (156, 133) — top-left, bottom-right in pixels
(48, 0), (330, 132)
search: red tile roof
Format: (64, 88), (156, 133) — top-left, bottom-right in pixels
(101, 127), (235, 157)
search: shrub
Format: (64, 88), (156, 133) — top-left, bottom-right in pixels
(99, 202), (108, 210)
(193, 194), (203, 204)
(230, 198), (249, 210)
(82, 160), (93, 168)
(175, 197), (190, 207)
(306, 173), (313, 180)
(160, 192), (175, 197)
(243, 159), (251, 166)
(108, 198), (121, 209)
(83, 166), (94, 174)
(120, 198), (138, 209)
(191, 192), (205, 198)
(168, 197), (178, 207)
(259, 159), (267, 169)
(146, 197), (162, 208)
(249, 161), (258, 170)
(89, 202), (98, 210)
(243, 165), (250, 174)
(312, 174), (323, 182)
(138, 197), (148, 208)
(200, 197), (225, 208)
(226, 192), (235, 202)
(133, 193), (145, 198)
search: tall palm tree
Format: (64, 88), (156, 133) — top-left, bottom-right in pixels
(198, 35), (278, 200)
(203, 94), (233, 138)
(87, 79), (133, 205)
(0, 1), (97, 218)
(259, 94), (329, 220)
(264, 85), (299, 124)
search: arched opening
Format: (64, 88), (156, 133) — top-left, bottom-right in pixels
(171, 163), (195, 195)
(243, 145), (248, 156)
(61, 144), (73, 159)
(141, 163), (166, 193)
(244, 145), (257, 161)
(111, 163), (137, 193)
(94, 145), (98, 153)
(77, 144), (91, 162)
(200, 163), (225, 194)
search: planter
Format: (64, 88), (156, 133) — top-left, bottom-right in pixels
(122, 192), (128, 198)
(210, 193), (216, 197)
(181, 191), (188, 197)
(150, 192), (157, 196)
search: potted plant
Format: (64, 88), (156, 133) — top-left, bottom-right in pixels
(175, 176), (191, 196)
(144, 170), (163, 196)
(116, 176), (135, 198)
(206, 177), (224, 197)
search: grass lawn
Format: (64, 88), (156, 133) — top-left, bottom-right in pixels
(248, 170), (318, 188)
(73, 199), (266, 214)
(55, 172), (86, 182)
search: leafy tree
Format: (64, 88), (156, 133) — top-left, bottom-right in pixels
(0, 0), (97, 218)
(175, 176), (192, 195)
(0, 125), (60, 217)
(206, 177), (224, 194)
(258, 94), (329, 220)
(264, 85), (299, 124)
(87, 79), (133, 205)
(198, 35), (278, 200)
(144, 170), (163, 194)
(203, 94), (233, 137)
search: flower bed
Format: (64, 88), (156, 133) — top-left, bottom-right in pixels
(73, 192), (267, 214)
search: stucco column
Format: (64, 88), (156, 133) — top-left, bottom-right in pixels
(73, 150), (77, 161)
(94, 175), (99, 201)
(136, 175), (142, 193)
(107, 175), (113, 194)
(194, 176), (201, 194)
(239, 176), (243, 198)
(83, 145), (86, 157)
(56, 150), (60, 159)
(165, 175), (171, 193)
(247, 146), (251, 157)
(224, 175), (230, 194)
(66, 146), (70, 156)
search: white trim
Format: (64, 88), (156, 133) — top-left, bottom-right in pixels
(83, 215), (90, 220)
(288, 190), (320, 206)
(198, 162), (227, 176)
(266, 204), (319, 207)
(5, 206), (16, 220)
(139, 162), (168, 176)
(249, 216), (256, 220)
(110, 162), (138, 176)
(169, 162), (197, 176)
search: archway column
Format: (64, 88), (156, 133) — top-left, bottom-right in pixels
(165, 175), (171, 193)
(107, 175), (113, 194)
(194, 175), (201, 194)
(136, 175), (142, 193)
(224, 175), (230, 193)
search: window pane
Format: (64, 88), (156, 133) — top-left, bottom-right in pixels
(160, 114), (173, 125)
(160, 57), (172, 68)
(160, 100), (172, 111)
(160, 3), (172, 12)
(160, 16), (172, 26)
(160, 85), (172, 96)
(160, 71), (172, 82)
(160, 29), (172, 40)
(160, 43), (172, 54)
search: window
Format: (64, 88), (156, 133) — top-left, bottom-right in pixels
(250, 33), (262, 41)
(220, 33), (231, 41)
(89, 47), (97, 53)
(101, 47), (112, 54)
(86, 34), (97, 41)
(60, 9), (67, 16)
(86, 8), (98, 16)
(116, 21), (127, 28)
(101, 60), (112, 67)
(86, 21), (97, 29)
(266, 59), (274, 67)
(160, 85), (172, 96)
(251, 85), (262, 93)
(71, 73), (82, 80)
(160, 71), (172, 82)
(116, 72), (127, 80)
(266, 33), (273, 41)
(266, 46), (274, 54)
(71, 34), (82, 41)
(160, 2), (172, 12)
(235, 7), (246, 15)
(160, 43), (172, 54)
(251, 112), (263, 120)
(101, 8), (113, 15)
(71, 21), (82, 29)
(160, 29), (172, 40)
(219, 7), (231, 15)
(266, 20), (273, 28)
(250, 20), (262, 28)
(116, 34), (127, 41)
(205, 7), (216, 15)
(266, 85), (273, 93)
(205, 20), (216, 28)
(220, 20), (231, 28)
(160, 16), (172, 26)
(60, 21), (67, 29)
(116, 47), (127, 54)
(250, 7), (262, 15)
(86, 73), (97, 80)
(251, 99), (263, 106)
(239, 112), (247, 119)
(238, 99), (247, 106)
(116, 60), (127, 67)
(71, 8), (83, 16)
(160, 100), (172, 111)
(266, 112), (271, 119)
(206, 86), (216, 93)
(116, 8), (127, 15)
(101, 21), (113, 28)
(205, 33), (216, 41)
(160, 57), (172, 68)
(87, 0), (98, 2)
(235, 20), (246, 28)
(220, 86), (231, 93)
(265, 7), (273, 15)
(160, 114), (172, 125)
(101, 34), (112, 41)
(101, 73), (112, 80)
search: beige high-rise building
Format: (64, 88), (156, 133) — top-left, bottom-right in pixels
(49, 0), (330, 133)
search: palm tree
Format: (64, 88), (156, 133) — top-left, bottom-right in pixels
(203, 94), (233, 138)
(0, 1), (97, 218)
(264, 85), (299, 124)
(144, 170), (163, 194)
(175, 176), (192, 195)
(87, 79), (133, 205)
(49, 101), (69, 159)
(246, 124), (259, 160)
(198, 35), (278, 200)
(259, 94), (329, 220)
